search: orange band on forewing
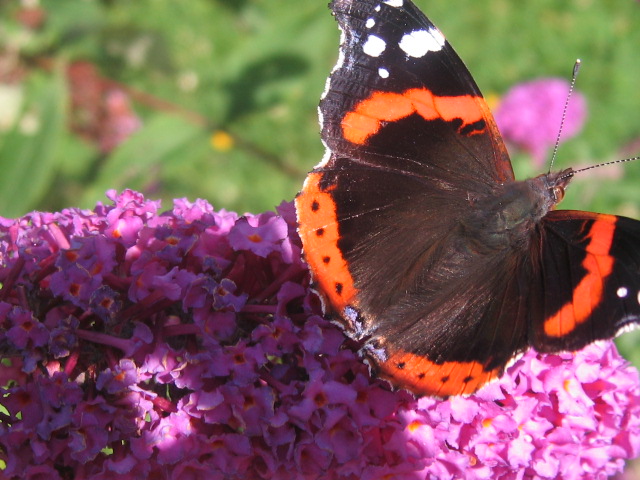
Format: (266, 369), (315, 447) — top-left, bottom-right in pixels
(435, 94), (484, 123)
(407, 89), (483, 124)
(295, 172), (357, 312)
(341, 113), (383, 145)
(543, 218), (616, 337)
(342, 92), (414, 145)
(341, 88), (485, 145)
(380, 350), (499, 397)
(358, 91), (415, 119)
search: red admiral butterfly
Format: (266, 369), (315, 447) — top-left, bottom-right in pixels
(295, 0), (640, 396)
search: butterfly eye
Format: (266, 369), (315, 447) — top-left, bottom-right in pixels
(553, 186), (565, 202)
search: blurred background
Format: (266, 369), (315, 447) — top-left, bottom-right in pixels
(1, 0), (640, 364)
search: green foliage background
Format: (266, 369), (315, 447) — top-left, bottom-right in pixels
(1, 0), (640, 363)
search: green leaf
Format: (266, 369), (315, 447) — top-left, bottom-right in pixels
(0, 67), (67, 217)
(79, 114), (206, 209)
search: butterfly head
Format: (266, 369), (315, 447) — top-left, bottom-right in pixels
(538, 167), (574, 207)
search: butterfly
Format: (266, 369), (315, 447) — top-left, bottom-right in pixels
(295, 0), (640, 396)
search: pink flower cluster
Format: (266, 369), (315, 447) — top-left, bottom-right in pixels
(495, 78), (587, 166)
(0, 190), (638, 479)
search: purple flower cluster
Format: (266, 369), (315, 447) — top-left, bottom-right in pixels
(0, 190), (639, 479)
(495, 78), (587, 166)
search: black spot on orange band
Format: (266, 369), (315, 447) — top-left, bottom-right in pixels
(295, 172), (358, 313)
(375, 349), (500, 397)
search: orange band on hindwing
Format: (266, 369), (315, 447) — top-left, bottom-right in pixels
(374, 349), (501, 397)
(543, 217), (616, 337)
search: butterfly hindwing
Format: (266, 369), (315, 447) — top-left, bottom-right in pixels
(532, 211), (640, 352)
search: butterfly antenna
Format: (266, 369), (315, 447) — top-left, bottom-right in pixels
(562, 156), (640, 180)
(553, 60), (640, 182)
(548, 59), (582, 174)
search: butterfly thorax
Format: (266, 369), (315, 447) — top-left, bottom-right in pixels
(462, 168), (574, 253)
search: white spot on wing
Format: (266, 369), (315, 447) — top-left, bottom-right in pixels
(334, 27), (347, 71)
(365, 18), (375, 29)
(316, 142), (332, 168)
(343, 306), (369, 339)
(383, 0), (403, 6)
(320, 24), (347, 101)
(363, 34), (386, 57)
(320, 75), (331, 101)
(399, 27), (446, 58)
(617, 286), (629, 298)
(615, 321), (640, 336)
(378, 67), (389, 78)
(363, 342), (388, 362)
(374, 5), (381, 12)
